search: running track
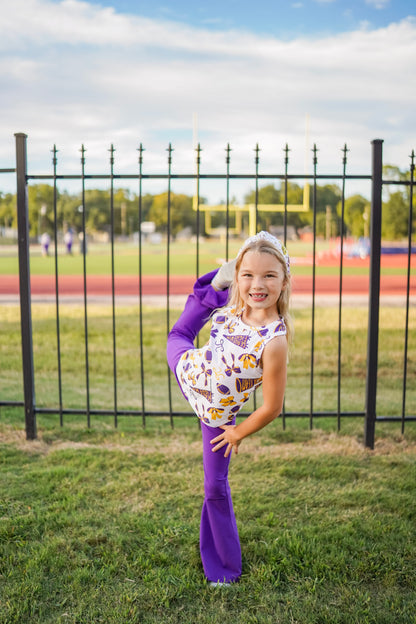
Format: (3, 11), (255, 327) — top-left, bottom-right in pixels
(1, 257), (413, 297)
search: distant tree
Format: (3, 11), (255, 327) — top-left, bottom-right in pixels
(57, 191), (84, 233)
(243, 184), (281, 231)
(0, 192), (16, 229)
(148, 192), (194, 236)
(382, 165), (414, 240)
(28, 184), (56, 236)
(58, 188), (154, 235)
(316, 184), (341, 211)
(383, 165), (408, 183)
(243, 183), (308, 231)
(82, 189), (111, 232)
(245, 184), (281, 205)
(337, 194), (370, 238)
(4, 162), (411, 244)
(313, 185), (343, 237)
(243, 182), (344, 236)
(284, 183), (342, 237)
(382, 191), (410, 240)
(129, 193), (154, 234)
(116, 191), (155, 235)
(13, 183), (189, 237)
(286, 182), (305, 206)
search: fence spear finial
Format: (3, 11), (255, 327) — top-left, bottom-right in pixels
(166, 143), (173, 165)
(108, 144), (115, 166)
(284, 143), (290, 166)
(51, 144), (58, 166)
(254, 143), (261, 166)
(225, 143), (232, 165)
(342, 143), (349, 166)
(79, 144), (86, 165)
(195, 142), (202, 166)
(137, 143), (145, 166)
(312, 143), (318, 166)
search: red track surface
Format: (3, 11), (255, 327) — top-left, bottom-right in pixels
(0, 273), (412, 296)
(1, 256), (413, 297)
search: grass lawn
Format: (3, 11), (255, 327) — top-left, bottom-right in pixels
(0, 239), (411, 276)
(1, 303), (415, 421)
(0, 416), (415, 624)
(1, 296), (416, 622)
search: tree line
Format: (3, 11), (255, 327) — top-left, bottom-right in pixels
(0, 165), (412, 240)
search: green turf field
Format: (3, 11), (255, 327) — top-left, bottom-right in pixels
(1, 303), (414, 425)
(0, 239), (411, 276)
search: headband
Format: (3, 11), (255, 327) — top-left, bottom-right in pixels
(237, 231), (291, 275)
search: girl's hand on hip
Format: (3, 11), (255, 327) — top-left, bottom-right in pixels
(210, 425), (241, 457)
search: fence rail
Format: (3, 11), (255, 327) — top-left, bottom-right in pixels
(1, 133), (415, 448)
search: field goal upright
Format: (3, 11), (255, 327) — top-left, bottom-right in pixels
(191, 114), (311, 237)
(192, 183), (310, 237)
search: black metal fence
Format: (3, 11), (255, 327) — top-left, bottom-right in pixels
(1, 133), (415, 447)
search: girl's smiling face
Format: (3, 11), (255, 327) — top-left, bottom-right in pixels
(237, 250), (286, 325)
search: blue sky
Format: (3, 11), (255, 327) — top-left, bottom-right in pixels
(73, 0), (414, 37)
(0, 0), (415, 200)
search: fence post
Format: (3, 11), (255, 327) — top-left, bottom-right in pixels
(364, 139), (383, 449)
(15, 132), (36, 440)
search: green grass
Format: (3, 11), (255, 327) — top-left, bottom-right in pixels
(0, 304), (416, 426)
(0, 240), (411, 275)
(1, 295), (416, 622)
(0, 418), (415, 623)
(2, 241), (236, 276)
(1, 303), (415, 424)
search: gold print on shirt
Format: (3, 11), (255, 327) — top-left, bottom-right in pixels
(224, 319), (238, 334)
(178, 307), (286, 426)
(223, 334), (250, 349)
(235, 377), (263, 393)
(212, 365), (224, 381)
(219, 396), (237, 407)
(187, 370), (197, 385)
(238, 353), (257, 369)
(207, 406), (225, 420)
(253, 340), (264, 353)
(192, 387), (213, 403)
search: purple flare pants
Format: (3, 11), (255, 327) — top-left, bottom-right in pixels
(166, 270), (242, 583)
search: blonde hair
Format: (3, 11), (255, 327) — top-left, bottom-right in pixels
(227, 238), (293, 344)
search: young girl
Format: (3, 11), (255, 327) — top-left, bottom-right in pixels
(167, 231), (292, 586)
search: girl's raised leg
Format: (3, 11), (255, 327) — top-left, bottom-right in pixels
(166, 269), (228, 376)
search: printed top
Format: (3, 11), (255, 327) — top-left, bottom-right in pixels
(176, 307), (287, 427)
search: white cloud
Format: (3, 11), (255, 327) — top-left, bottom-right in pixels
(365, 0), (390, 9)
(0, 0), (415, 200)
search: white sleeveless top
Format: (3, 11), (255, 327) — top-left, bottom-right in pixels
(176, 307), (287, 427)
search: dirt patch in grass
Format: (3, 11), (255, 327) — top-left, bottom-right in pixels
(0, 427), (202, 457)
(245, 430), (416, 459)
(2, 426), (415, 459)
